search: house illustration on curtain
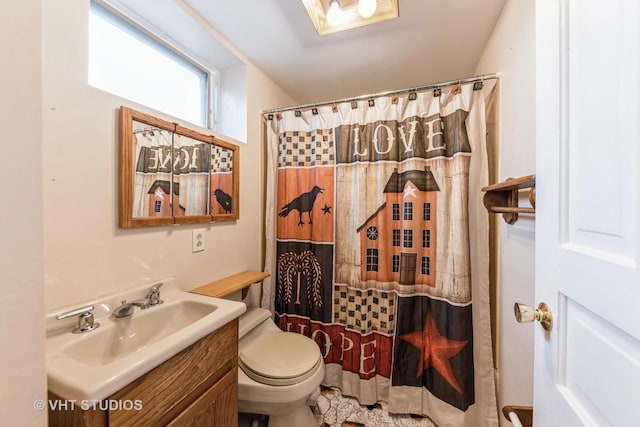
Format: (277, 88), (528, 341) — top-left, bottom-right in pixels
(357, 168), (439, 286)
(147, 180), (186, 217)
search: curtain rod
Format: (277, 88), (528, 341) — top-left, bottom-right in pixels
(262, 73), (499, 114)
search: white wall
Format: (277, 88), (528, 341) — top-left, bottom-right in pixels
(0, 1), (47, 424)
(218, 65), (248, 142)
(474, 1), (536, 425)
(42, 1), (295, 311)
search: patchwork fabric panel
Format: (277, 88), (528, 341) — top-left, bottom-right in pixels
(333, 284), (396, 335)
(211, 146), (233, 173)
(392, 295), (474, 411)
(276, 241), (334, 323)
(279, 129), (335, 167)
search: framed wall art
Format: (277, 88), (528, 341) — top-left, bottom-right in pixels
(119, 106), (239, 228)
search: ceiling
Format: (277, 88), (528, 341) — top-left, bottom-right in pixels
(184, 0), (507, 105)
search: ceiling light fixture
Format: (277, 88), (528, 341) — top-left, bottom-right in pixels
(358, 0), (377, 18)
(326, 0), (343, 26)
(302, 0), (398, 36)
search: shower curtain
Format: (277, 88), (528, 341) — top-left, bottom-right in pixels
(263, 82), (498, 427)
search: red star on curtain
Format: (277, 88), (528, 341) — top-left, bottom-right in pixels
(399, 311), (469, 393)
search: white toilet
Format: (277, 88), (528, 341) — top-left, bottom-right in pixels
(237, 307), (325, 427)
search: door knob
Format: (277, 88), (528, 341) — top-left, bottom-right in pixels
(514, 302), (552, 331)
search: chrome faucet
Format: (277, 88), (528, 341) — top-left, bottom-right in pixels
(56, 305), (100, 333)
(113, 283), (164, 318)
(146, 283), (164, 307)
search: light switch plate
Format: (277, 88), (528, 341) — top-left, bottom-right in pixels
(192, 228), (205, 252)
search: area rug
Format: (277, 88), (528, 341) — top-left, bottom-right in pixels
(311, 387), (438, 427)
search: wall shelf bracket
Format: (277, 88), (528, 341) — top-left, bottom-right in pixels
(482, 175), (535, 224)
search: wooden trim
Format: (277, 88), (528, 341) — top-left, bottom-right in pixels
(211, 135), (238, 151)
(482, 175), (535, 192)
(119, 106), (241, 228)
(502, 405), (533, 427)
(233, 145), (240, 219)
(210, 135), (240, 222)
(119, 106), (176, 228)
(119, 107), (133, 228)
(488, 207), (536, 214)
(174, 215), (213, 225)
(190, 270), (270, 299)
(174, 124), (210, 143)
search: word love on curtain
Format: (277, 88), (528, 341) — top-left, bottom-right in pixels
(264, 82), (498, 427)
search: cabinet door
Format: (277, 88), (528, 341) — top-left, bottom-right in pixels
(167, 370), (237, 427)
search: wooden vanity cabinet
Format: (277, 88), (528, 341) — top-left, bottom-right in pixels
(166, 370), (236, 427)
(49, 319), (238, 427)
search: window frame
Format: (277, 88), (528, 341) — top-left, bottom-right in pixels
(89, 0), (213, 128)
(366, 248), (379, 272)
(421, 256), (431, 276)
(392, 229), (401, 247)
(392, 203), (400, 221)
(403, 229), (413, 248)
(422, 229), (431, 248)
(366, 225), (379, 241)
(392, 255), (400, 273)
(404, 201), (413, 220)
(423, 202), (431, 221)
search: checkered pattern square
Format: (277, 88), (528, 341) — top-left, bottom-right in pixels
(279, 129), (335, 167)
(211, 146), (233, 173)
(333, 285), (396, 335)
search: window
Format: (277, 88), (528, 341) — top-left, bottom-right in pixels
(154, 200), (162, 213)
(403, 229), (413, 248)
(423, 202), (431, 221)
(421, 256), (431, 275)
(392, 229), (401, 247)
(89, 1), (210, 127)
(366, 249), (379, 272)
(392, 255), (400, 273)
(404, 202), (413, 220)
(422, 229), (431, 248)
(366, 226), (379, 241)
(392, 203), (400, 221)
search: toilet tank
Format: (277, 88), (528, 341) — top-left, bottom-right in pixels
(238, 307), (278, 339)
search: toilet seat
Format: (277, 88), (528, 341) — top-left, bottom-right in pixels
(239, 331), (322, 386)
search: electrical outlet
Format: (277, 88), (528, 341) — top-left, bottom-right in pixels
(192, 229), (205, 252)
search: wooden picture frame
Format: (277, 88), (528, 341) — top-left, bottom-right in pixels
(119, 106), (239, 228)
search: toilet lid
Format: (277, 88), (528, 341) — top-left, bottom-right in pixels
(239, 331), (321, 384)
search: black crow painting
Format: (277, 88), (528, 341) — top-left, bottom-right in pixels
(214, 188), (232, 213)
(279, 186), (324, 226)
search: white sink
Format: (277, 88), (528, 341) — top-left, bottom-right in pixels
(46, 278), (246, 401)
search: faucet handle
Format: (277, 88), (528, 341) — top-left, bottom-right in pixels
(147, 283), (164, 306)
(56, 305), (95, 320)
(56, 305), (100, 333)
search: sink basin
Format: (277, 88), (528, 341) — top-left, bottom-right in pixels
(46, 278), (246, 401)
(64, 300), (216, 366)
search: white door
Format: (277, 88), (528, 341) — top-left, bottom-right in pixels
(534, 0), (640, 426)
